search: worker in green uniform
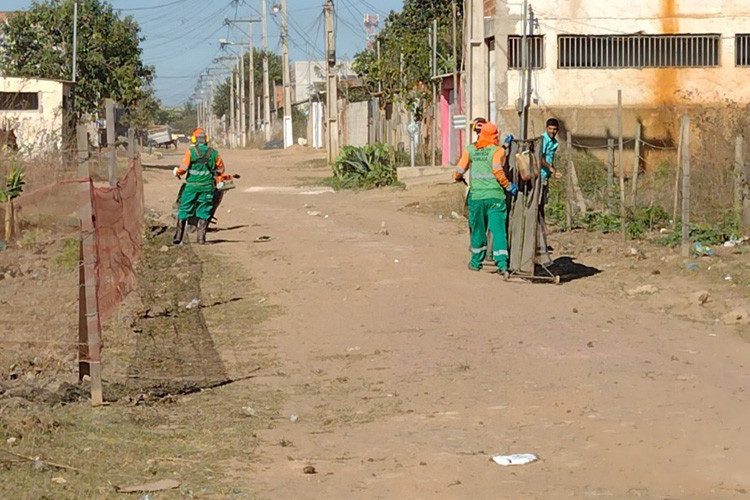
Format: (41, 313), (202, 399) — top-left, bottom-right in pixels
(172, 127), (226, 245)
(453, 121), (518, 275)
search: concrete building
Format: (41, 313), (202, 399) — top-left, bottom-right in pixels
(0, 76), (74, 155)
(464, 0), (750, 138)
(291, 60), (355, 104)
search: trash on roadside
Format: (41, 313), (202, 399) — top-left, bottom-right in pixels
(184, 297), (200, 309)
(685, 262), (699, 270)
(115, 479), (181, 493)
(693, 241), (714, 256)
(253, 235), (272, 243)
(290, 413), (298, 423)
(491, 453), (538, 466)
(723, 236), (745, 247)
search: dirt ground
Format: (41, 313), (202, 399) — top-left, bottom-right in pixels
(1, 144), (749, 499)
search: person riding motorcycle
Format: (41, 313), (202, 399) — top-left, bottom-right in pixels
(172, 127), (229, 245)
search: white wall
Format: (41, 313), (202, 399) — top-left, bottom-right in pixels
(0, 77), (66, 155)
(493, 0), (750, 107)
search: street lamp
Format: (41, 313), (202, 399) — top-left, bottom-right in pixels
(220, 39), (247, 147)
(270, 0), (292, 148)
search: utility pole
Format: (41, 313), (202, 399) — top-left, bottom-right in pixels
(324, 0), (339, 162)
(238, 52), (246, 147)
(248, 22), (255, 134)
(281, 0), (293, 148)
(519, 1), (534, 140)
(262, 0), (271, 142)
(452, 0), (459, 158)
(72, 0), (79, 82)
(431, 18), (437, 166)
(225, 17), (260, 139)
(230, 67), (237, 147)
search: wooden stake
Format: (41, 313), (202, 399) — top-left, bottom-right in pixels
(106, 99), (116, 186)
(680, 114), (690, 257)
(567, 132), (586, 214)
(734, 135), (750, 236)
(631, 122), (641, 207)
(565, 133), (573, 229)
(77, 125), (103, 406)
(607, 138), (614, 209)
(672, 119), (682, 229)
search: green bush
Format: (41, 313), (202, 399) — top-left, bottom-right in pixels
(332, 143), (398, 189)
(52, 237), (79, 271)
(574, 210), (621, 233)
(625, 205), (670, 239)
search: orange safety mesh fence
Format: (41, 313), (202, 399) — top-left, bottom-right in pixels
(90, 157), (144, 323)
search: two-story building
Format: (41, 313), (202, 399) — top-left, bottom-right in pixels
(463, 0), (750, 140)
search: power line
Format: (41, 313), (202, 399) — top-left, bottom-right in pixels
(117, 0), (191, 12)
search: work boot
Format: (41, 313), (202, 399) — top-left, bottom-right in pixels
(196, 218), (209, 244)
(172, 218), (187, 245)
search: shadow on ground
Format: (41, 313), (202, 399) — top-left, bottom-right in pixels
(544, 256), (601, 283)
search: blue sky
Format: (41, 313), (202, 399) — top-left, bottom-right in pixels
(3, 0), (403, 105)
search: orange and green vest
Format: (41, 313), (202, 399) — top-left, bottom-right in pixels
(467, 144), (504, 201)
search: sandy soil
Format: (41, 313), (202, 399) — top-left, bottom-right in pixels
(1, 144), (749, 499)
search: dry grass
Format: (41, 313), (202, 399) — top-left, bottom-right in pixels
(0, 228), (283, 500)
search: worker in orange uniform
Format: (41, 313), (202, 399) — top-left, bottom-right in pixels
(173, 127), (227, 245)
(453, 122), (518, 275)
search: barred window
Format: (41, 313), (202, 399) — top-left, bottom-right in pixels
(508, 35), (544, 69)
(737, 34), (750, 66)
(558, 34), (720, 69)
(0, 92), (39, 110)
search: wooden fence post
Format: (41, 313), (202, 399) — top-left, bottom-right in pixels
(606, 138), (614, 210)
(672, 119), (683, 229)
(617, 90), (626, 240)
(106, 99), (116, 186)
(565, 133), (572, 230)
(631, 122), (641, 207)
(77, 125), (103, 406)
(735, 135), (747, 235)
(127, 128), (135, 161)
(679, 114), (690, 257)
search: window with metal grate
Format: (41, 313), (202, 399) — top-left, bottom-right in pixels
(508, 35), (545, 69)
(557, 34), (721, 69)
(736, 34), (750, 67)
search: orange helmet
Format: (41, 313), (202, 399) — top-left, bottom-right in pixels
(190, 127), (208, 144)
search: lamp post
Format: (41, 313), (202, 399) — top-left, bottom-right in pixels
(261, 0), (271, 142)
(272, 1), (292, 148)
(220, 39), (247, 147)
(225, 17), (260, 141)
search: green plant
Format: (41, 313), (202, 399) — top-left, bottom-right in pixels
(0, 163), (25, 203)
(52, 237), (79, 271)
(574, 210), (621, 233)
(332, 143), (398, 189)
(625, 205), (670, 239)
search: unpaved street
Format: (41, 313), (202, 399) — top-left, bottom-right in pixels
(137, 146), (750, 499)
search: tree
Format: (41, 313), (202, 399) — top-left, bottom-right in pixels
(0, 0), (153, 118)
(212, 49), (282, 122)
(352, 0), (463, 114)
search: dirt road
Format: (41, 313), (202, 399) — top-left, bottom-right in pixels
(135, 146), (750, 499)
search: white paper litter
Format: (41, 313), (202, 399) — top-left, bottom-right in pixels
(491, 453), (538, 466)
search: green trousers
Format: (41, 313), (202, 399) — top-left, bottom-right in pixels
(177, 182), (214, 220)
(467, 196), (508, 270)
